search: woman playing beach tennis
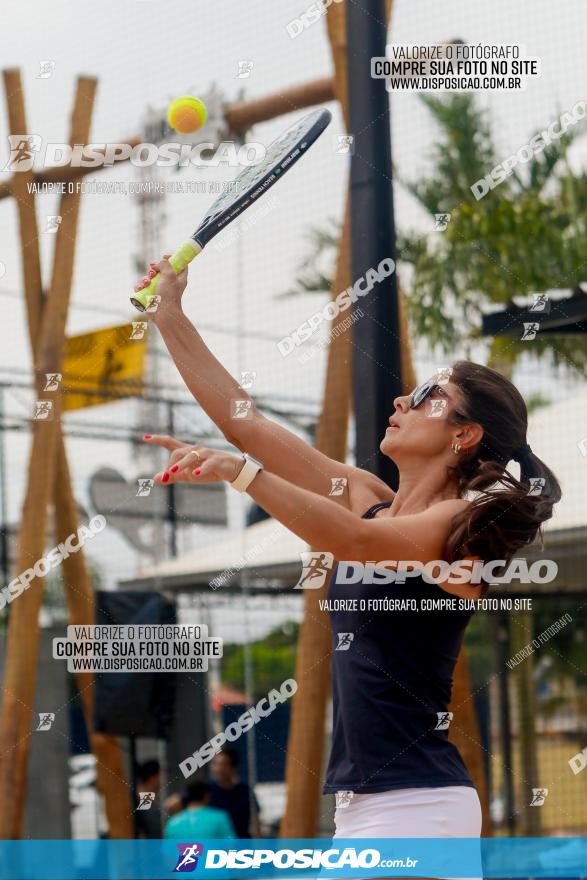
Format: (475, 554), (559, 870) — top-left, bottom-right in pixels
(135, 256), (560, 840)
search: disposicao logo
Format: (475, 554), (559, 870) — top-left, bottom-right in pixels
(173, 843), (204, 873)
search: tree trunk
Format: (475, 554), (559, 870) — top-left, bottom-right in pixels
(398, 282), (417, 392)
(509, 610), (540, 834)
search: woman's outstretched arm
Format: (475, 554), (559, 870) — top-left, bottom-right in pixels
(151, 443), (464, 566)
(141, 256), (393, 513)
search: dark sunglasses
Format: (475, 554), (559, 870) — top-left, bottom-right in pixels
(409, 380), (467, 420)
(409, 380), (447, 409)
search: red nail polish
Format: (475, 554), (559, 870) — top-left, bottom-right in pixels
(143, 434), (152, 440)
(194, 468), (201, 476)
(171, 465), (179, 473)
(162, 472), (169, 483)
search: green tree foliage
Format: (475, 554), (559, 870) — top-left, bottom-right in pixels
(281, 93), (587, 374)
(398, 93), (587, 372)
(221, 621), (298, 702)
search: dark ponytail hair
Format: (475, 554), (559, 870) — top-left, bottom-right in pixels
(445, 361), (561, 564)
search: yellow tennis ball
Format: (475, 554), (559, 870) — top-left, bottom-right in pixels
(167, 96), (207, 134)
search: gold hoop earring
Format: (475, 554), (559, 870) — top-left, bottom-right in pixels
(451, 442), (461, 455)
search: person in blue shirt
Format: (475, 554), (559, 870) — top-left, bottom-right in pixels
(164, 781), (236, 840)
(209, 748), (261, 838)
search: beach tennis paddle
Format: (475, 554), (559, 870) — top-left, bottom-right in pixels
(130, 107), (331, 311)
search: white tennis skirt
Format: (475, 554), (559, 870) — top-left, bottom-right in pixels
(333, 787), (482, 880)
(333, 785), (482, 838)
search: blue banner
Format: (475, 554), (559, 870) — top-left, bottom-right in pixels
(0, 837), (585, 879)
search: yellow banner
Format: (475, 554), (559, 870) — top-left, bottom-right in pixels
(62, 323), (146, 411)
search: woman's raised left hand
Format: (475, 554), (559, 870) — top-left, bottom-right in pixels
(142, 433), (244, 485)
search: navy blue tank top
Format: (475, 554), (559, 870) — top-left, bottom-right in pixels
(323, 500), (475, 794)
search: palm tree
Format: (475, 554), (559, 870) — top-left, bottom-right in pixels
(288, 93), (587, 375)
(399, 92), (587, 374)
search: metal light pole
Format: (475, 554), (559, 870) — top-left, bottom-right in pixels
(346, 0), (402, 488)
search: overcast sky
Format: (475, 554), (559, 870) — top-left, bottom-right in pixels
(0, 0), (585, 587)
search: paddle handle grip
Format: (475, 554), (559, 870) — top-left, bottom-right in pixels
(130, 240), (202, 311)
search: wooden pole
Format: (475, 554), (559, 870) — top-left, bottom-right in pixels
(0, 76), (337, 201)
(0, 67), (55, 837)
(0, 73), (123, 839)
(225, 76), (335, 132)
(1, 69), (133, 838)
(280, 197), (352, 837)
(1, 70), (43, 338)
(449, 650), (493, 835)
(509, 610), (540, 835)
(398, 285), (417, 391)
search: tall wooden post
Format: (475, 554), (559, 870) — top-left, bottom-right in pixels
(0, 70), (131, 838)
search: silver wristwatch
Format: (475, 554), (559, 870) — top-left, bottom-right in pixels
(230, 453), (264, 493)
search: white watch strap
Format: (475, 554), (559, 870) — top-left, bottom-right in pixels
(230, 454), (263, 493)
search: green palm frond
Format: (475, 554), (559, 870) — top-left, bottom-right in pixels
(400, 93), (587, 369)
(279, 92), (587, 375)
